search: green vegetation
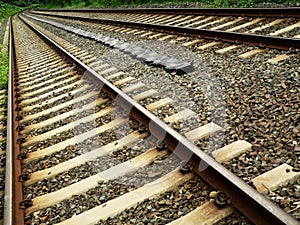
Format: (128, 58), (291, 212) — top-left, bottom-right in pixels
(0, 1), (31, 91)
(37, 0), (299, 8)
(0, 98), (6, 109)
(0, 2), (25, 23)
(0, 45), (8, 90)
(1, 0), (299, 9)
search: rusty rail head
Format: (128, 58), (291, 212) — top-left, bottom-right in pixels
(19, 14), (300, 225)
(29, 11), (300, 51)
(5, 15), (25, 225)
(32, 7), (300, 18)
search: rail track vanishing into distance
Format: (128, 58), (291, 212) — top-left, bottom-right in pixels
(3, 6), (300, 225)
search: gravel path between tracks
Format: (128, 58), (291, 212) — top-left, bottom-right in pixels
(26, 15), (215, 130)
(19, 14), (300, 223)
(23, 134), (156, 198)
(269, 181), (300, 220)
(21, 96), (98, 126)
(24, 15), (300, 221)
(23, 100), (111, 136)
(22, 119), (141, 173)
(97, 175), (214, 225)
(26, 154), (180, 224)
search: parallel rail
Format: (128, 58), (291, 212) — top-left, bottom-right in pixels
(5, 15), (24, 225)
(5, 11), (300, 225)
(34, 7), (300, 18)
(30, 10), (300, 50)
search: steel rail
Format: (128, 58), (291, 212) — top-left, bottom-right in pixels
(19, 14), (299, 225)
(4, 16), (13, 225)
(29, 11), (300, 51)
(5, 16), (25, 225)
(32, 7), (300, 18)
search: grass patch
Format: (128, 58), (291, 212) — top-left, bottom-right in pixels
(0, 98), (6, 108)
(0, 2), (23, 91)
(0, 2), (24, 23)
(0, 2), (23, 92)
(0, 45), (8, 91)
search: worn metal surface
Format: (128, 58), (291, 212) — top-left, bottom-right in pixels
(4, 16), (13, 225)
(29, 11), (300, 51)
(20, 15), (300, 225)
(5, 16), (25, 225)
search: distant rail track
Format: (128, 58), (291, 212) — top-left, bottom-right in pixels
(30, 7), (300, 50)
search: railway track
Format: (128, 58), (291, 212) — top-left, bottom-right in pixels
(30, 7), (300, 51)
(4, 7), (300, 225)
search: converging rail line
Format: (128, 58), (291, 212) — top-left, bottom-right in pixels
(3, 7), (300, 225)
(30, 7), (300, 50)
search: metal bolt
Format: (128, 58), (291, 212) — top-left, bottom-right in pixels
(17, 124), (25, 131)
(156, 139), (166, 151)
(180, 160), (192, 173)
(17, 153), (28, 160)
(138, 123), (147, 133)
(18, 173), (30, 182)
(17, 137), (26, 144)
(214, 191), (232, 208)
(16, 115), (23, 121)
(19, 199), (33, 209)
(289, 47), (296, 53)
